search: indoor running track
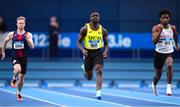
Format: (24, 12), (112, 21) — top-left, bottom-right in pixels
(0, 87), (180, 107)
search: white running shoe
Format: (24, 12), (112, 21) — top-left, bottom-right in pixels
(166, 84), (172, 96)
(151, 82), (159, 96)
(81, 64), (85, 71)
(96, 90), (101, 100)
(81, 64), (87, 79)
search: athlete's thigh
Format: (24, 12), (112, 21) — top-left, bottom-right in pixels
(13, 59), (21, 72)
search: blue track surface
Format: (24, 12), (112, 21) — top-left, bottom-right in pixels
(1, 59), (180, 106)
(0, 87), (180, 107)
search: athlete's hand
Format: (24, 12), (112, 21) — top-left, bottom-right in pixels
(1, 51), (5, 60)
(82, 49), (88, 56)
(156, 24), (163, 33)
(103, 51), (107, 59)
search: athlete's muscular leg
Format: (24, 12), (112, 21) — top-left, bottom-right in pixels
(17, 73), (25, 93)
(94, 64), (102, 90)
(153, 68), (163, 86)
(13, 63), (21, 79)
(85, 70), (93, 80)
(165, 56), (173, 84)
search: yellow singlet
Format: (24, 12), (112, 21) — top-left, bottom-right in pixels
(84, 23), (103, 50)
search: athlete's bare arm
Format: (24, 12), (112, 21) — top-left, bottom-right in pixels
(1, 32), (13, 60)
(102, 27), (108, 58)
(76, 26), (88, 56)
(152, 24), (163, 44)
(26, 32), (34, 49)
(170, 25), (179, 51)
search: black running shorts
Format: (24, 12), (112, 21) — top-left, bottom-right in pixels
(84, 48), (104, 71)
(12, 57), (27, 74)
(154, 51), (172, 69)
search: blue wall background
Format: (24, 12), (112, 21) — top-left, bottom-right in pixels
(1, 0), (180, 59)
(0, 0), (180, 32)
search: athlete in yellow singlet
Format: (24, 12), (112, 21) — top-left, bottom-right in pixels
(76, 11), (108, 100)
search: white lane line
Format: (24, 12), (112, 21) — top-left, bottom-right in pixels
(32, 88), (131, 107)
(72, 88), (180, 105)
(0, 88), (66, 107)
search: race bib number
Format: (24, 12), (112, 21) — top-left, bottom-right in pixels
(164, 38), (171, 46)
(165, 41), (171, 45)
(13, 41), (24, 49)
(89, 40), (99, 48)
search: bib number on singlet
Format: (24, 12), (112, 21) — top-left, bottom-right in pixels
(165, 41), (171, 45)
(13, 41), (24, 49)
(164, 38), (171, 46)
(89, 40), (99, 48)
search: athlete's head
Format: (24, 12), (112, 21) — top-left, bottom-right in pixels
(90, 11), (100, 23)
(16, 16), (26, 30)
(159, 9), (171, 25)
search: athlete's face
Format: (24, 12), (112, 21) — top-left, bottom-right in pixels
(17, 19), (25, 30)
(160, 14), (170, 25)
(90, 12), (100, 23)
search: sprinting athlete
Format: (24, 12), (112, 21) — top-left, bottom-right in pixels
(76, 11), (108, 100)
(152, 9), (179, 96)
(1, 16), (34, 101)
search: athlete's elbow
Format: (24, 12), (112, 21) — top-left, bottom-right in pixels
(32, 45), (34, 49)
(76, 40), (81, 46)
(152, 40), (157, 45)
(30, 44), (34, 49)
(4, 39), (9, 44)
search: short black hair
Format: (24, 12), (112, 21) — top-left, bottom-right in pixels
(90, 11), (100, 15)
(159, 9), (171, 18)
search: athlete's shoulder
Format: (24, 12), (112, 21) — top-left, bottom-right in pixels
(169, 24), (176, 30)
(152, 24), (163, 31)
(80, 25), (87, 30)
(26, 32), (33, 38)
(85, 22), (89, 26)
(101, 26), (108, 35)
(101, 26), (107, 31)
(80, 24), (88, 33)
(26, 32), (32, 35)
(153, 24), (161, 28)
(7, 31), (15, 38)
(8, 31), (15, 35)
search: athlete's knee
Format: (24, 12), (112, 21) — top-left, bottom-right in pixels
(96, 68), (102, 76)
(96, 68), (102, 72)
(95, 65), (102, 72)
(96, 70), (102, 75)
